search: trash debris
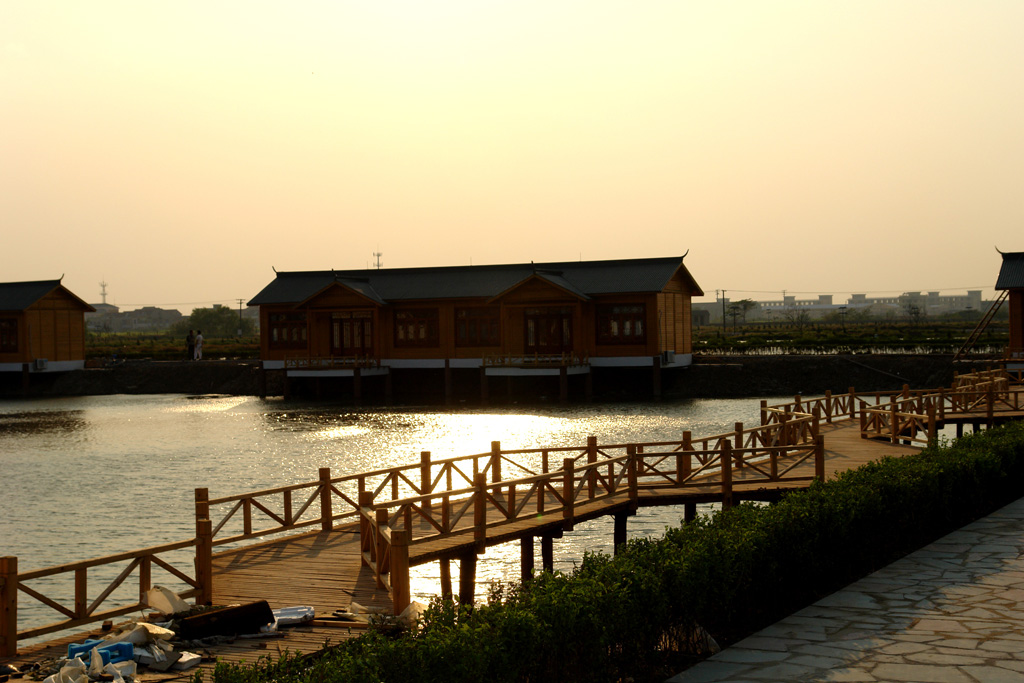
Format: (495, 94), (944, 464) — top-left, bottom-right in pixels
(272, 605), (314, 627)
(144, 586), (190, 616)
(177, 601), (275, 640)
(66, 642), (133, 666)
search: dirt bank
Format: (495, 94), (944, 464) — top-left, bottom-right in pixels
(1, 354), (973, 402)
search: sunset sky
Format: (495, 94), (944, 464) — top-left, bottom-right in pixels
(3, 2), (1023, 313)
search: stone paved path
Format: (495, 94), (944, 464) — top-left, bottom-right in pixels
(668, 497), (1024, 682)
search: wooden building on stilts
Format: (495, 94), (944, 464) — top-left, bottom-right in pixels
(248, 255), (703, 401)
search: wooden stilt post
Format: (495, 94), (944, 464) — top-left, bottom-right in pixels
(439, 558), (453, 598)
(385, 367), (393, 404)
(444, 359), (452, 405)
(521, 536), (534, 583)
(559, 365), (568, 403)
(626, 446), (639, 510)
(652, 355), (662, 399)
(585, 370), (593, 402)
(320, 467), (333, 531)
(458, 550), (477, 607)
(814, 435), (825, 481)
(258, 366), (267, 399)
(480, 366), (488, 404)
(1, 556), (17, 657)
(353, 367), (362, 401)
(541, 535), (554, 572)
(21, 364), (30, 398)
(613, 511), (629, 554)
(684, 503), (696, 523)
(760, 399), (768, 426)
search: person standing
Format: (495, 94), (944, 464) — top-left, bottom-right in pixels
(186, 330), (195, 361)
(194, 330), (204, 360)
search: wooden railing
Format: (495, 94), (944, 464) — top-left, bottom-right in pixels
(284, 355), (379, 370)
(1, 522), (211, 655)
(483, 352), (589, 368)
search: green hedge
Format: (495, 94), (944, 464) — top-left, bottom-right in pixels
(195, 422), (1024, 683)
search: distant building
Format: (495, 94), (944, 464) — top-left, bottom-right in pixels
(0, 279), (95, 373)
(695, 289), (989, 324)
(248, 255), (703, 398)
(995, 250), (1024, 364)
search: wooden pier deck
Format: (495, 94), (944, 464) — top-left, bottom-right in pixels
(4, 371), (1023, 675)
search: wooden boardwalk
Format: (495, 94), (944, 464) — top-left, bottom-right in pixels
(4, 371), (1023, 674)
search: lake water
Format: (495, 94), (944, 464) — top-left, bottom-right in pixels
(0, 393), (773, 639)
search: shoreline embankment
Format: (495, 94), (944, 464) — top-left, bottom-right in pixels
(0, 354), (972, 402)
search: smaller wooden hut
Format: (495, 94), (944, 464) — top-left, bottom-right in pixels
(0, 279), (95, 373)
(996, 250), (1024, 366)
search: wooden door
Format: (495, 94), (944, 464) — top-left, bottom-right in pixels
(524, 307), (573, 354)
(331, 312), (374, 357)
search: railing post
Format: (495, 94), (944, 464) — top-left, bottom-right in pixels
(375, 509), (389, 588)
(491, 441), (502, 483)
(75, 568), (87, 619)
(760, 400), (768, 426)
(938, 387), (946, 421)
(390, 530), (411, 616)
(987, 383), (995, 428)
(812, 404), (820, 439)
(849, 387), (856, 418)
(319, 467), (333, 531)
(474, 473), (487, 547)
(814, 435), (825, 481)
(794, 394), (802, 412)
(928, 403), (937, 447)
(194, 488), (209, 535)
(678, 430), (692, 485)
(358, 492), (374, 568)
(420, 451), (432, 518)
(587, 436), (598, 498)
(733, 422), (744, 467)
(824, 390), (833, 423)
(890, 396), (898, 444)
(720, 442), (733, 510)
(563, 457), (576, 531)
(196, 518), (213, 606)
(626, 446), (639, 509)
(1, 556), (17, 657)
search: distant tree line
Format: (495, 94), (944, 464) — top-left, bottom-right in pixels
(169, 306), (257, 338)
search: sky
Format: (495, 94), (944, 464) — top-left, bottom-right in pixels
(3, 2), (1023, 313)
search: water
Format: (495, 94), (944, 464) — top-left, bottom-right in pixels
(0, 394), (770, 639)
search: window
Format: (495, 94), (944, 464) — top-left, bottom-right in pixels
(596, 304), (646, 344)
(268, 313), (307, 349)
(456, 307), (500, 347)
(0, 318), (17, 353)
(331, 311), (373, 355)
(395, 309), (439, 347)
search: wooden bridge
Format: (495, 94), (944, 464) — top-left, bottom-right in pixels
(4, 369), (1024, 667)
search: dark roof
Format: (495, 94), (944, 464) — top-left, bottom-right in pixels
(0, 280), (95, 312)
(249, 256), (703, 306)
(996, 251), (1024, 290)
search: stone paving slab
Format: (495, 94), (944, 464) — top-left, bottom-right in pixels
(668, 497), (1024, 682)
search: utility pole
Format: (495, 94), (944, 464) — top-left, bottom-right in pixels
(720, 290), (727, 334)
(236, 299), (244, 336)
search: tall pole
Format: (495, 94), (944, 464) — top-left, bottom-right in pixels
(236, 299), (244, 336)
(721, 290), (726, 334)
